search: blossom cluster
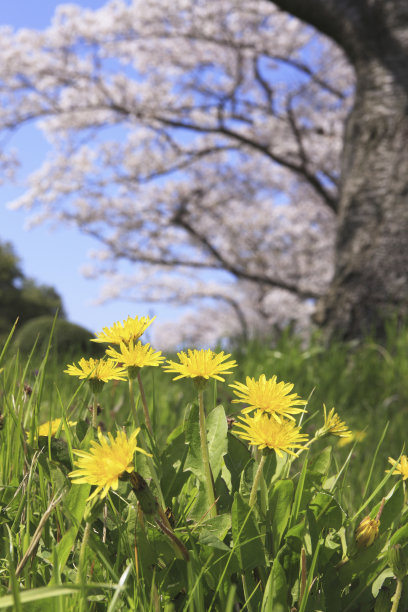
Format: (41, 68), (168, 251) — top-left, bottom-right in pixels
(0, 0), (354, 345)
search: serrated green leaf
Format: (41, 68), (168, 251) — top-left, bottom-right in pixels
(75, 420), (89, 443)
(372, 481), (404, 531)
(183, 402), (204, 481)
(160, 428), (189, 500)
(37, 437), (71, 470)
(309, 492), (343, 533)
(51, 483), (90, 577)
(285, 521), (305, 553)
(268, 479), (294, 554)
(239, 458), (256, 501)
(231, 493), (265, 571)
(206, 405), (228, 481)
(261, 557), (287, 612)
(372, 568), (394, 597)
(198, 513), (231, 541)
(308, 446), (331, 476)
(390, 521), (408, 546)
(224, 432), (251, 494)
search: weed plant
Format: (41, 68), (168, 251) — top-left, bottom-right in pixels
(1, 317), (408, 611)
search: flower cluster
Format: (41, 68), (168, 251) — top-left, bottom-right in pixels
(64, 314), (163, 499)
(230, 374), (309, 457)
(65, 315), (164, 388)
(60, 313), (361, 527)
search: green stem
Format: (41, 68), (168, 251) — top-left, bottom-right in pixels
(77, 521), (91, 584)
(137, 372), (153, 438)
(241, 574), (255, 612)
(128, 378), (140, 429)
(249, 454), (266, 508)
(391, 578), (403, 612)
(128, 378), (165, 509)
(92, 393), (98, 428)
(198, 390), (217, 518)
(253, 447), (267, 514)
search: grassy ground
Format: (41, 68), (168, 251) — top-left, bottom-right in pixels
(1, 320), (408, 610)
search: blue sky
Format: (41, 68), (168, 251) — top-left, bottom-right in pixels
(0, 0), (179, 337)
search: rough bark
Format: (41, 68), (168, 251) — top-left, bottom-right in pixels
(270, 0), (408, 338)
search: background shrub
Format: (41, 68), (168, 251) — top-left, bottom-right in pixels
(12, 316), (104, 360)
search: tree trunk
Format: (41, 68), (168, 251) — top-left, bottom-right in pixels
(318, 53), (408, 338)
(271, 0), (408, 339)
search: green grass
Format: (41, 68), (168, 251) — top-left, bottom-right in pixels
(1, 320), (408, 610)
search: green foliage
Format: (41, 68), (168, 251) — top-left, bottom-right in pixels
(0, 240), (66, 339)
(13, 316), (105, 361)
(226, 321), (408, 490)
(1, 320), (408, 610)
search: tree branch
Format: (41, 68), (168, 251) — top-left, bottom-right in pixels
(268, 0), (365, 61)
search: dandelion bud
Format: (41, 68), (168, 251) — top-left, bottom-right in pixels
(388, 544), (408, 580)
(128, 471), (159, 515)
(355, 516), (380, 548)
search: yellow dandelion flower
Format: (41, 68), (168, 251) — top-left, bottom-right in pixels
(354, 516), (380, 548)
(229, 374), (307, 422)
(36, 418), (77, 438)
(163, 349), (237, 385)
(386, 455), (408, 480)
(64, 357), (127, 392)
(233, 411), (309, 457)
(91, 315), (156, 345)
(106, 340), (164, 373)
(69, 428), (151, 500)
(316, 404), (352, 439)
(337, 430), (367, 448)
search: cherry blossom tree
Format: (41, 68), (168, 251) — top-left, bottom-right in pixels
(0, 0), (354, 344)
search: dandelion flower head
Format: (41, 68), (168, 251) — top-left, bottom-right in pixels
(64, 357), (127, 383)
(316, 405), (352, 439)
(36, 418), (77, 438)
(233, 411), (309, 457)
(230, 374), (307, 422)
(106, 340), (164, 370)
(91, 315), (156, 345)
(337, 430), (367, 448)
(163, 349), (237, 384)
(386, 455), (408, 480)
(69, 428), (150, 500)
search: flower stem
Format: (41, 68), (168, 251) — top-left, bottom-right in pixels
(391, 578), (403, 612)
(77, 521), (91, 583)
(253, 447), (267, 514)
(91, 393), (98, 428)
(128, 378), (140, 428)
(128, 378), (165, 509)
(137, 371), (153, 438)
(249, 453), (266, 507)
(198, 390), (217, 518)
